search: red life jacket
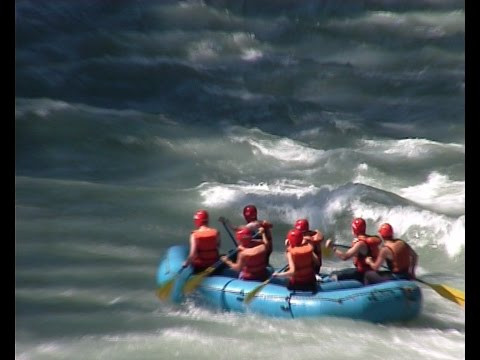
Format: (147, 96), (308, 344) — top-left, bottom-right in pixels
(240, 245), (268, 281)
(191, 228), (219, 270)
(288, 245), (316, 286)
(385, 239), (411, 273)
(352, 234), (381, 273)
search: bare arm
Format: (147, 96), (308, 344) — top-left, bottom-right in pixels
(222, 251), (244, 272)
(312, 251), (320, 267)
(183, 233), (197, 267)
(312, 230), (324, 243)
(334, 241), (365, 261)
(264, 226), (273, 240)
(304, 230), (324, 250)
(408, 244), (418, 278)
(258, 227), (269, 246)
(273, 252), (295, 278)
(365, 247), (391, 271)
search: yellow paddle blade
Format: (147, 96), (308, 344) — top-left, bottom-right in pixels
(417, 278), (465, 308)
(244, 265), (289, 304)
(321, 240), (349, 259)
(156, 278), (176, 301)
(442, 285), (465, 305)
(322, 246), (333, 258)
(183, 267), (215, 294)
(429, 282), (464, 307)
(244, 279), (270, 304)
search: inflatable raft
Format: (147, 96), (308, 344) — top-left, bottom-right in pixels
(156, 245), (422, 323)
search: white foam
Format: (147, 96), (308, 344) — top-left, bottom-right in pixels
(360, 138), (464, 159)
(241, 48), (263, 61)
(198, 180), (319, 207)
(326, 10), (464, 39)
(355, 167), (465, 215)
(15, 98), (71, 118)
(198, 183), (240, 206)
(350, 200), (465, 257)
(225, 125), (325, 165)
(198, 179), (464, 257)
(399, 172), (465, 214)
(188, 39), (220, 61)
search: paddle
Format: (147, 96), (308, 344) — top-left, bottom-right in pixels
(322, 242), (349, 258)
(243, 264), (289, 304)
(375, 234), (465, 308)
(156, 265), (187, 301)
(415, 278), (465, 307)
(182, 223), (266, 295)
(324, 239), (465, 307)
(218, 216), (239, 247)
(219, 216), (265, 247)
(178, 218), (238, 296)
(182, 249), (238, 295)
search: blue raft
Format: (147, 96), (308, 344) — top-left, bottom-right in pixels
(156, 245), (422, 323)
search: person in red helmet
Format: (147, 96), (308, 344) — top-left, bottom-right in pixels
(183, 209), (221, 273)
(219, 204), (273, 264)
(221, 226), (269, 281)
(325, 217), (381, 283)
(285, 218), (325, 274)
(364, 223), (418, 284)
(273, 228), (319, 292)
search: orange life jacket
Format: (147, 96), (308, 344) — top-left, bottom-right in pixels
(352, 234), (381, 273)
(191, 228), (219, 270)
(240, 245), (268, 281)
(288, 245), (316, 286)
(384, 239), (411, 274)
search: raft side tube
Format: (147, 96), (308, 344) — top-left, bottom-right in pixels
(156, 245), (191, 303)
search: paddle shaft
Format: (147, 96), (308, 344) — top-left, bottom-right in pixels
(273, 264), (289, 276)
(221, 220), (239, 247)
(244, 263), (289, 304)
(331, 243), (350, 250)
(183, 249), (239, 294)
(221, 219), (263, 249)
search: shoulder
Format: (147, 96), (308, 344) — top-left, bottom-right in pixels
(353, 239), (367, 248)
(261, 220), (272, 227)
(381, 244), (392, 252)
(367, 235), (381, 246)
(381, 244), (394, 256)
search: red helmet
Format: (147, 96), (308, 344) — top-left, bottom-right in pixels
(243, 204), (258, 222)
(294, 218), (309, 233)
(193, 209), (209, 228)
(378, 223), (393, 239)
(236, 227), (252, 245)
(287, 228), (304, 247)
(351, 217), (366, 236)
